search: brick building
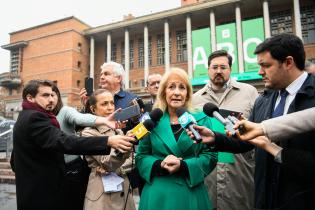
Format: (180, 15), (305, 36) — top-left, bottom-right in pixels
(1, 0), (315, 119)
(1, 17), (90, 118)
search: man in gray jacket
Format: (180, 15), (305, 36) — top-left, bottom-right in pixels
(193, 50), (258, 210)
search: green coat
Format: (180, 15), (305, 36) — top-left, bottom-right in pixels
(136, 111), (218, 210)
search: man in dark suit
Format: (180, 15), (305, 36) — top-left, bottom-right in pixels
(144, 73), (162, 112)
(190, 34), (315, 210)
(11, 80), (134, 210)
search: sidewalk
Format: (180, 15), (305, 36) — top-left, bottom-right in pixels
(0, 184), (16, 210)
(0, 183), (140, 210)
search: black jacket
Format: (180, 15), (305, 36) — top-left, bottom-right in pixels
(215, 74), (315, 210)
(12, 109), (110, 210)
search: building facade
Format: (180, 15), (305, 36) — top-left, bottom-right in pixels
(1, 17), (90, 118)
(1, 0), (315, 118)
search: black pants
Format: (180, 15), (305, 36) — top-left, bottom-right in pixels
(62, 157), (90, 210)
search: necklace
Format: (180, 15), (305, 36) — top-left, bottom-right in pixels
(173, 126), (183, 135)
(171, 124), (183, 134)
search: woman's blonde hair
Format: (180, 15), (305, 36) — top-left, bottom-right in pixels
(153, 67), (193, 112)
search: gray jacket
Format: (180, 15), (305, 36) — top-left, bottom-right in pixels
(193, 79), (258, 210)
(262, 107), (315, 141)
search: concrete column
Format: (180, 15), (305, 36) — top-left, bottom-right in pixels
(235, 4), (244, 73)
(144, 25), (149, 85)
(186, 14), (193, 79)
(293, 0), (303, 40)
(124, 28), (130, 89)
(89, 37), (95, 79)
(210, 9), (216, 52)
(263, 0), (271, 38)
(164, 19), (170, 72)
(106, 33), (111, 62)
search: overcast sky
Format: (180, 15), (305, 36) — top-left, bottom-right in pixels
(0, 0), (180, 73)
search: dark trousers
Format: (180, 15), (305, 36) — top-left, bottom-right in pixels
(62, 157), (90, 210)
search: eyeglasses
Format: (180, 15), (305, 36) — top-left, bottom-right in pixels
(148, 81), (160, 87)
(209, 65), (230, 71)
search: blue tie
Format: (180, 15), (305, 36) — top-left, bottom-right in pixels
(272, 89), (289, 118)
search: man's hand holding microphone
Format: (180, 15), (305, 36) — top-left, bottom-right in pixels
(107, 135), (135, 153)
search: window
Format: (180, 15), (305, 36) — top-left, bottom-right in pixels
(141, 79), (145, 87)
(121, 41), (134, 69)
(270, 10), (293, 36)
(138, 37), (153, 68)
(138, 39), (144, 68)
(77, 80), (81, 87)
(129, 80), (132, 88)
(121, 42), (125, 67)
(106, 43), (117, 62)
(130, 40), (134, 69)
(301, 5), (315, 44)
(77, 42), (82, 51)
(176, 31), (187, 62)
(77, 61), (81, 69)
(111, 43), (117, 62)
(156, 34), (172, 65)
(148, 37), (152, 66)
(10, 50), (20, 73)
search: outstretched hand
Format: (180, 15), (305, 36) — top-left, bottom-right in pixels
(107, 135), (135, 153)
(186, 125), (215, 144)
(105, 108), (128, 129)
(233, 120), (264, 140)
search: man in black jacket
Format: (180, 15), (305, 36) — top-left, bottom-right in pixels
(144, 73), (162, 112)
(189, 34), (315, 210)
(11, 80), (134, 210)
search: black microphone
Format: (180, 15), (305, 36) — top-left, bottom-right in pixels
(176, 108), (202, 143)
(203, 103), (238, 135)
(135, 98), (145, 111)
(115, 119), (155, 157)
(149, 108), (163, 125)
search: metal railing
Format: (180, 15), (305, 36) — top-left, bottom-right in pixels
(0, 125), (13, 158)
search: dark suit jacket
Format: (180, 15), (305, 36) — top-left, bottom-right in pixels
(12, 109), (111, 210)
(215, 74), (315, 210)
(144, 100), (154, 112)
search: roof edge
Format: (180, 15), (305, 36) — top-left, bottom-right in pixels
(9, 16), (91, 35)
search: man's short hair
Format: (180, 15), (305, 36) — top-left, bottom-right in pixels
(254, 33), (305, 70)
(22, 80), (53, 100)
(147, 73), (162, 86)
(208, 50), (233, 68)
(100, 61), (125, 86)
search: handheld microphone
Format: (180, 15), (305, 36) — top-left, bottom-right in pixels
(140, 108), (163, 124)
(115, 119), (155, 157)
(176, 108), (202, 143)
(135, 98), (145, 111)
(131, 119), (155, 140)
(203, 103), (244, 136)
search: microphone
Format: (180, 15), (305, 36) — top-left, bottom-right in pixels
(176, 108), (202, 143)
(203, 103), (240, 136)
(149, 108), (163, 123)
(135, 98), (145, 111)
(140, 108), (163, 124)
(115, 119), (155, 156)
(131, 119), (155, 140)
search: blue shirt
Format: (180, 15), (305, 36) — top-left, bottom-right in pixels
(114, 89), (137, 109)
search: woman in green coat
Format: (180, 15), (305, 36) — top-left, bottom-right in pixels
(136, 68), (218, 210)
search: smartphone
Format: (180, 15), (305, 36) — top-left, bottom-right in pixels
(219, 109), (243, 119)
(85, 77), (94, 96)
(114, 104), (141, 121)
